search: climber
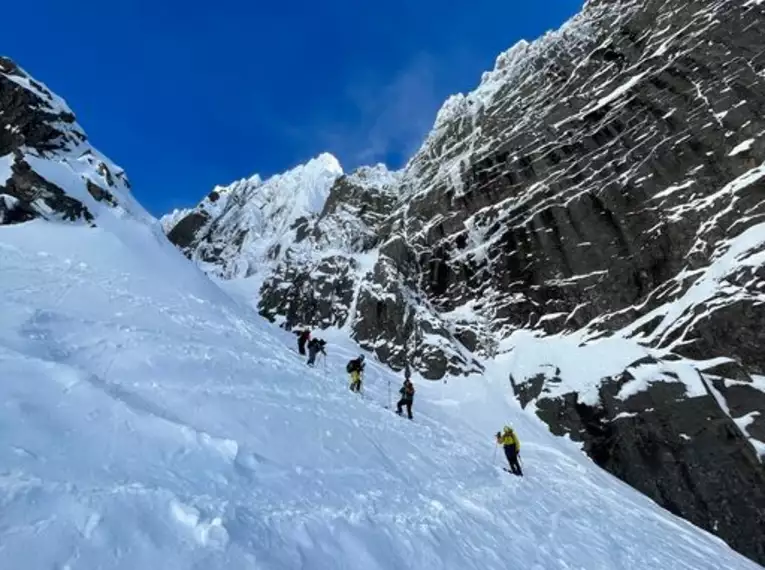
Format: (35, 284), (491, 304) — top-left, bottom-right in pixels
(396, 378), (415, 419)
(306, 338), (327, 367)
(346, 355), (365, 393)
(296, 329), (311, 355)
(496, 425), (523, 476)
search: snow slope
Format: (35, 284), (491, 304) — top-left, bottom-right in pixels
(1, 221), (760, 569)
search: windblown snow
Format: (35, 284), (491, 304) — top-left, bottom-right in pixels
(0, 217), (760, 569)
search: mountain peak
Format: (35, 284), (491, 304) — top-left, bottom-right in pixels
(162, 151), (345, 279)
(259, 152), (343, 216)
(310, 152), (343, 175)
(346, 163), (401, 191)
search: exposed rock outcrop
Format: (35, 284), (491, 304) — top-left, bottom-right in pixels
(0, 56), (142, 225)
(511, 353), (765, 563)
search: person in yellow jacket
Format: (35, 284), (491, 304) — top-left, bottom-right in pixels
(346, 355), (365, 393)
(496, 425), (523, 476)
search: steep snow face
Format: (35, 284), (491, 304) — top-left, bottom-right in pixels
(0, 57), (150, 227)
(163, 153), (343, 280)
(1, 219), (762, 570)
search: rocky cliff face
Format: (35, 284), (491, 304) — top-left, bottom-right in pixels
(163, 157), (483, 377)
(163, 0), (765, 562)
(0, 57), (146, 226)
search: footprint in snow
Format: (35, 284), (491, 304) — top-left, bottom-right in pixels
(170, 499), (229, 549)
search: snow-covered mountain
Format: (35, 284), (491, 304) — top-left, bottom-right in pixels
(164, 153), (343, 280)
(162, 0), (765, 563)
(4, 55), (763, 570)
(162, 154), (483, 378)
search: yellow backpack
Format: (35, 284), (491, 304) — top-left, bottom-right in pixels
(502, 427), (518, 447)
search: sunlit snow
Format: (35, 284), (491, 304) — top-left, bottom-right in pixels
(0, 216), (760, 569)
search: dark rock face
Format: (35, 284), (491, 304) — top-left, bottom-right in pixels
(4, 159), (93, 223)
(351, 253), (482, 378)
(254, 167), (400, 332)
(258, 255), (357, 329)
(167, 211), (211, 251)
(383, 1), (765, 558)
(398, 0), (765, 351)
(519, 364), (765, 564)
(0, 57), (82, 156)
(0, 56), (132, 225)
(163, 0), (765, 561)
(0, 194), (35, 224)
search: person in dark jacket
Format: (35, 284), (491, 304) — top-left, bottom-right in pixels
(296, 329), (311, 355)
(496, 425), (523, 476)
(396, 379), (415, 419)
(347, 355), (365, 392)
(306, 338), (326, 366)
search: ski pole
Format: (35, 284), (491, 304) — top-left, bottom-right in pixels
(387, 378), (391, 409)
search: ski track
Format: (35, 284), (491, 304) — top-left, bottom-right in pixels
(0, 222), (760, 569)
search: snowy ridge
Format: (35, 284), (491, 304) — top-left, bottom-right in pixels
(411, 0), (644, 199)
(161, 175), (265, 234)
(1, 219), (761, 570)
(0, 57), (150, 227)
(344, 163), (402, 191)
(432, 39), (532, 131)
(166, 153), (343, 279)
(424, 1), (637, 178)
(160, 206), (191, 233)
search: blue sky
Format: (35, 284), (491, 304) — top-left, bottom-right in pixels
(4, 1), (581, 215)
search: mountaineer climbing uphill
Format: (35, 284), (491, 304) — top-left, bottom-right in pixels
(496, 425), (523, 476)
(396, 378), (415, 419)
(296, 329), (311, 355)
(346, 355), (365, 393)
(306, 338), (327, 367)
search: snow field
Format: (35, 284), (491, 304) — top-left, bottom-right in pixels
(0, 221), (761, 570)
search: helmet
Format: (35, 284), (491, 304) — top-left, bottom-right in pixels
(359, 354), (365, 361)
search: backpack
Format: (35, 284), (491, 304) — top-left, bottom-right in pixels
(346, 360), (354, 373)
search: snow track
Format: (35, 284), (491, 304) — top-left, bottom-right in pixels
(0, 221), (760, 569)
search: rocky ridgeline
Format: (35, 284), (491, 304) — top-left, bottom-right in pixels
(0, 57), (141, 226)
(163, 154), (484, 376)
